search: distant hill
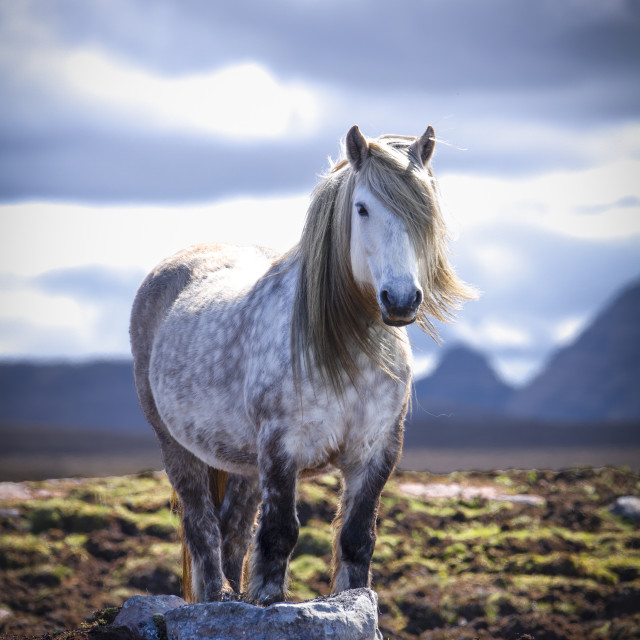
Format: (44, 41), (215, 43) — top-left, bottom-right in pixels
(507, 279), (640, 421)
(1, 278), (639, 433)
(412, 345), (514, 418)
(0, 360), (147, 431)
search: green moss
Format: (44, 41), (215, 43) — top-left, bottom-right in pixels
(51, 564), (73, 581)
(19, 563), (73, 586)
(511, 574), (601, 591)
(153, 613), (168, 640)
(484, 591), (506, 624)
(495, 474), (514, 488)
(443, 542), (467, 560)
(374, 537), (406, 565)
(447, 523), (502, 542)
(64, 533), (89, 548)
(83, 607), (121, 628)
(289, 554), (327, 583)
(293, 521), (332, 558)
(576, 554), (619, 585)
(28, 499), (111, 534)
(555, 600), (578, 615)
(289, 555), (327, 601)
(117, 507), (178, 538)
(298, 476), (337, 506)
(145, 542), (181, 559)
(0, 533), (51, 563)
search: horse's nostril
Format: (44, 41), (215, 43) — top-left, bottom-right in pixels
(381, 290), (392, 307)
(414, 289), (423, 307)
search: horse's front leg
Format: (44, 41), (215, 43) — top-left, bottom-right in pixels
(218, 473), (260, 593)
(247, 428), (299, 605)
(331, 425), (403, 592)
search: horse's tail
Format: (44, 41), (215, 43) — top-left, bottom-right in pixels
(172, 467), (229, 602)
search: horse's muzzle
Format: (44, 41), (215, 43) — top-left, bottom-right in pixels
(379, 286), (423, 327)
(381, 312), (418, 327)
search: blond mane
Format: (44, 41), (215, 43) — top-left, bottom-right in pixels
(288, 132), (475, 395)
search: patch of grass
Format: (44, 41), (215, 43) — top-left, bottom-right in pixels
(293, 520), (332, 558)
(289, 554), (327, 583)
(298, 477), (337, 506)
(28, 499), (112, 534)
(289, 555), (327, 601)
(0, 533), (52, 566)
(64, 533), (89, 548)
(375, 533), (406, 563)
(81, 607), (121, 629)
(576, 554), (620, 585)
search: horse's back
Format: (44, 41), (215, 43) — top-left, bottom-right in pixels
(129, 243), (278, 440)
(131, 244), (276, 354)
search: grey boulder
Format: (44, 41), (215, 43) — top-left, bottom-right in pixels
(113, 588), (382, 640)
(610, 495), (640, 522)
(113, 594), (187, 639)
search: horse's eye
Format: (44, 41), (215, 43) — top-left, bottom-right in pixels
(356, 202), (368, 217)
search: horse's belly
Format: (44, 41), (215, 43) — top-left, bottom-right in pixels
(149, 285), (261, 474)
(175, 413), (258, 474)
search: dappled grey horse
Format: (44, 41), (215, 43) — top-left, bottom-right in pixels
(130, 125), (473, 605)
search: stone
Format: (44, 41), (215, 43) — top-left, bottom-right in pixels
(399, 482), (545, 506)
(113, 594), (187, 639)
(164, 588), (382, 640)
(113, 589), (382, 640)
(610, 496), (640, 522)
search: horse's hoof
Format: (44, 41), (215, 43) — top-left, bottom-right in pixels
(258, 593), (284, 607)
(252, 584), (285, 607)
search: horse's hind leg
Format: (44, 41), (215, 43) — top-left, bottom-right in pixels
(218, 473), (260, 592)
(247, 429), (299, 605)
(160, 437), (225, 602)
(331, 424), (403, 592)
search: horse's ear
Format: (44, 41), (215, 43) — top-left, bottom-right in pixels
(410, 126), (436, 166)
(346, 125), (369, 171)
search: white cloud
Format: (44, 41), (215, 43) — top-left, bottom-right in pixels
(0, 288), (91, 330)
(470, 244), (528, 291)
(2, 35), (323, 140)
(454, 319), (533, 350)
(0, 195), (308, 278)
(492, 356), (543, 387)
(552, 316), (588, 346)
(0, 287), (99, 358)
(439, 143), (640, 242)
(411, 354), (437, 380)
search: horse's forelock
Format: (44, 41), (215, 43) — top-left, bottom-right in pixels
(291, 133), (475, 395)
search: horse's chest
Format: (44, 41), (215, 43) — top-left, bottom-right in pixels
(281, 373), (408, 471)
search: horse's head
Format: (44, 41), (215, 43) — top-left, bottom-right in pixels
(292, 124), (473, 392)
(345, 125), (436, 327)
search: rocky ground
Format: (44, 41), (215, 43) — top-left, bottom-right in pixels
(0, 466), (639, 639)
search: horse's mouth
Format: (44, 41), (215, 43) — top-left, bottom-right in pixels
(381, 313), (417, 327)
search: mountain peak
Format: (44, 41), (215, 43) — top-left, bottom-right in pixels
(435, 345), (502, 380)
(508, 277), (640, 421)
(413, 344), (513, 416)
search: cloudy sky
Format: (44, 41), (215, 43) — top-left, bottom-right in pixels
(1, 0), (639, 385)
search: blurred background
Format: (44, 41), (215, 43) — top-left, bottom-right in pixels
(1, 0), (639, 479)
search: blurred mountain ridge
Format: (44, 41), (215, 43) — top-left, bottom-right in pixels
(412, 277), (640, 422)
(1, 277), (639, 430)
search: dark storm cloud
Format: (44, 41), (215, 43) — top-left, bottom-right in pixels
(0, 121), (597, 203)
(0, 127), (328, 202)
(1, 1), (639, 202)
(37, 0), (640, 99)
